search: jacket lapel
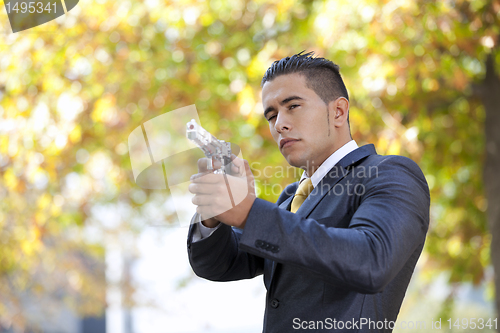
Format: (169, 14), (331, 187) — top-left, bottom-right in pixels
(295, 144), (377, 218)
(279, 193), (295, 211)
(268, 145), (376, 284)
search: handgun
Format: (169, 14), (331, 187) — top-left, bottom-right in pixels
(186, 119), (232, 174)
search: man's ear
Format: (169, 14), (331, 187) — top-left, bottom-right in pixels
(329, 97), (349, 127)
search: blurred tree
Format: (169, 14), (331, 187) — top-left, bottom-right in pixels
(0, 0), (499, 330)
(351, 0), (500, 318)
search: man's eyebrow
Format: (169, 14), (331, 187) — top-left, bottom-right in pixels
(264, 96), (305, 118)
(280, 96), (304, 105)
(264, 106), (275, 119)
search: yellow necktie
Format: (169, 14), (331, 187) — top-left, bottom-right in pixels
(290, 178), (314, 213)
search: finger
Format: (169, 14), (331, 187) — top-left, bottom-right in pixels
(190, 171), (211, 181)
(230, 157), (249, 176)
(197, 158), (211, 173)
(188, 183), (216, 194)
(196, 206), (215, 221)
(191, 194), (214, 206)
(212, 157), (222, 170)
(190, 173), (221, 183)
(242, 159), (252, 174)
(197, 157), (223, 172)
(230, 156), (245, 168)
(230, 163), (240, 175)
(239, 158), (254, 178)
(195, 196), (232, 219)
(197, 158), (207, 172)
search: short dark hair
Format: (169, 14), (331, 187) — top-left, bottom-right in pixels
(261, 51), (349, 104)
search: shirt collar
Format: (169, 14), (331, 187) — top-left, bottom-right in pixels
(299, 140), (359, 188)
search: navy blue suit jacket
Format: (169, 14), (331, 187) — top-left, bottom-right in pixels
(187, 144), (430, 332)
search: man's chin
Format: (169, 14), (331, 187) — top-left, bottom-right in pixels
(284, 156), (306, 170)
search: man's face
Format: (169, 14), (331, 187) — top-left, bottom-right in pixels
(262, 73), (339, 175)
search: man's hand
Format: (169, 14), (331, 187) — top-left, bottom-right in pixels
(189, 155), (239, 228)
(189, 156), (256, 229)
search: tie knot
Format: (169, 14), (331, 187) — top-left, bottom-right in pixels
(295, 178), (314, 197)
(290, 178), (314, 213)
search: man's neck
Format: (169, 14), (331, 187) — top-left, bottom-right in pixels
(302, 140), (358, 186)
(305, 138), (352, 177)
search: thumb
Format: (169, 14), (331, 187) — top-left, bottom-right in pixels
(239, 159), (254, 181)
(230, 155), (244, 175)
(241, 159), (256, 194)
(242, 159), (252, 175)
(230, 156), (253, 179)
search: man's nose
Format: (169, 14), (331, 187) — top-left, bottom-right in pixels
(274, 113), (291, 133)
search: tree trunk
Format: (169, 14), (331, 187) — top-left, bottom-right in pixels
(481, 52), (500, 325)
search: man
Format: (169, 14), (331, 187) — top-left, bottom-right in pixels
(187, 52), (430, 332)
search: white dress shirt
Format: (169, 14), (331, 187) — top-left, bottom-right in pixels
(192, 140), (359, 242)
(299, 139), (358, 187)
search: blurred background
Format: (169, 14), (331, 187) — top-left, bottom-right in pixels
(1, 0), (500, 332)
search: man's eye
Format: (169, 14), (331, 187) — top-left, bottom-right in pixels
(267, 115), (276, 122)
(289, 104), (299, 109)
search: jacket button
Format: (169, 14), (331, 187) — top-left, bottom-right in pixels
(270, 298), (280, 308)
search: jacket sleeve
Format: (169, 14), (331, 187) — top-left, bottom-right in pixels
(187, 221), (264, 281)
(238, 156), (430, 294)
(186, 184), (297, 282)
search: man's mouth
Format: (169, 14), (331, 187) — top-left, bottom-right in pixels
(280, 138), (299, 149)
